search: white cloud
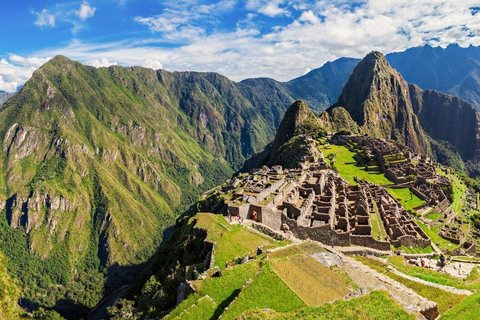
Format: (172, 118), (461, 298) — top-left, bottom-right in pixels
(143, 59), (164, 70)
(86, 58), (118, 67)
(8, 54), (50, 68)
(10, 0), (480, 89)
(0, 75), (18, 92)
(0, 55), (52, 92)
(77, 1), (96, 21)
(246, 0), (290, 17)
(298, 10), (320, 24)
(34, 9), (56, 28)
(135, 0), (236, 41)
(258, 0), (289, 17)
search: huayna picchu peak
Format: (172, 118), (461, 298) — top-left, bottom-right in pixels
(2, 48), (480, 320)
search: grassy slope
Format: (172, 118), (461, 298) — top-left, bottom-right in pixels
(355, 257), (466, 314)
(387, 256), (480, 290)
(270, 254), (351, 306)
(237, 290), (414, 320)
(387, 187), (425, 211)
(321, 145), (392, 185)
(0, 55), (284, 316)
(221, 264), (307, 319)
(194, 213), (279, 270)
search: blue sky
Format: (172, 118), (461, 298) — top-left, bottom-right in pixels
(0, 0), (479, 92)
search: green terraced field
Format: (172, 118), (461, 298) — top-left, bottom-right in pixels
(321, 145), (392, 185)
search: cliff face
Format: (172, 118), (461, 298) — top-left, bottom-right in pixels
(329, 52), (428, 153)
(409, 84), (480, 160)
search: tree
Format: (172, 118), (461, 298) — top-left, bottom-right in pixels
(107, 299), (140, 320)
(137, 276), (169, 316)
(32, 308), (65, 320)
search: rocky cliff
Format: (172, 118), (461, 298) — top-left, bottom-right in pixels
(409, 84), (480, 160)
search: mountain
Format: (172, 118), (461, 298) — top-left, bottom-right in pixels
(324, 52), (429, 153)
(387, 44), (480, 109)
(285, 57), (361, 111)
(237, 57), (361, 114)
(0, 55), (289, 318)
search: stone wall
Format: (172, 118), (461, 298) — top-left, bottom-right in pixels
(252, 222), (287, 240)
(350, 235), (391, 251)
(258, 208), (282, 230)
(283, 214), (350, 246)
(227, 203), (250, 218)
(391, 235), (431, 248)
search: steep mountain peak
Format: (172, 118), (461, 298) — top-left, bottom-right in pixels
(42, 55), (74, 68)
(270, 99), (313, 154)
(330, 51), (428, 153)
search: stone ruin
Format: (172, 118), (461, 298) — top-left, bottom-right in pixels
(337, 135), (450, 212)
(225, 151), (431, 251)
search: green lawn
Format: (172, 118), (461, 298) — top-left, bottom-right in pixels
(416, 221), (459, 252)
(396, 245), (434, 254)
(441, 291), (480, 319)
(426, 212), (443, 221)
(388, 256), (480, 290)
(221, 264), (306, 319)
(236, 291), (414, 320)
(355, 257), (466, 315)
(321, 145), (392, 185)
(194, 213), (280, 269)
(164, 261), (261, 320)
(371, 202), (388, 240)
(387, 187), (425, 212)
(270, 255), (351, 306)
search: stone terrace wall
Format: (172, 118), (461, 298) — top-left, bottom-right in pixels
(391, 235), (431, 248)
(350, 235), (391, 251)
(283, 214), (350, 246)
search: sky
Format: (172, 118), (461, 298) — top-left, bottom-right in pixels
(0, 0), (479, 92)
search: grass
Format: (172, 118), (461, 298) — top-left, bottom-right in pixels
(441, 291), (480, 319)
(355, 257), (466, 314)
(416, 221), (459, 252)
(371, 202), (388, 240)
(387, 187), (425, 212)
(320, 145), (392, 185)
(194, 213), (278, 269)
(387, 256), (480, 290)
(164, 260), (261, 319)
(426, 212), (443, 221)
(236, 290), (415, 320)
(270, 255), (351, 306)
(396, 245), (434, 254)
(221, 264), (306, 320)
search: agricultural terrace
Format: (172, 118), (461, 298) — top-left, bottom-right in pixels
(193, 213), (286, 270)
(354, 256), (467, 315)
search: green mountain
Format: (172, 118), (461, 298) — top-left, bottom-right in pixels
(0, 55), (288, 318)
(325, 52), (428, 153)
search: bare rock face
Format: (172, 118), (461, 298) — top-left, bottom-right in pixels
(410, 84), (480, 160)
(2, 124), (46, 160)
